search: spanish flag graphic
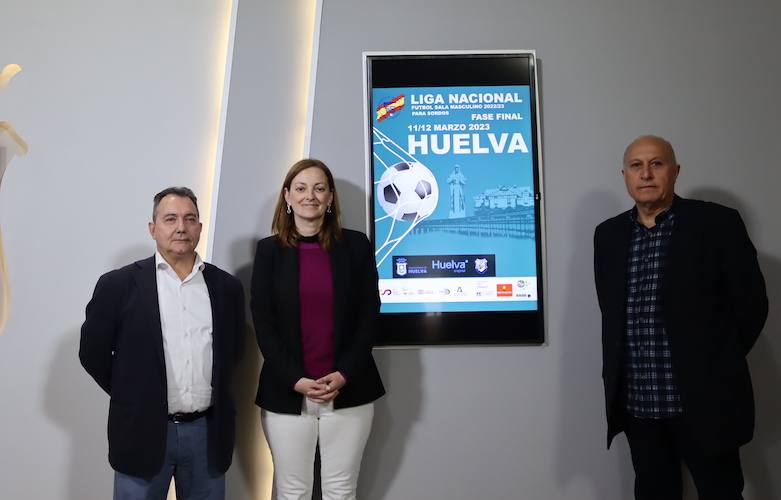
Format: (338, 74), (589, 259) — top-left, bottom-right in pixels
(376, 94), (405, 122)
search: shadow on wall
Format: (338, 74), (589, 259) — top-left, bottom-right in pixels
(334, 178), (369, 233)
(554, 189), (635, 498)
(44, 330), (113, 500)
(42, 246), (153, 500)
(686, 188), (781, 499)
(226, 238), (271, 500)
(221, 181), (278, 498)
(743, 252), (781, 499)
(358, 349), (423, 500)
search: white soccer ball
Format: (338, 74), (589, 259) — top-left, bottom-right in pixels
(377, 161), (439, 222)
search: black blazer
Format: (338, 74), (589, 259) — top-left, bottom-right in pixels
(594, 197), (768, 453)
(79, 256), (244, 477)
(250, 229), (385, 414)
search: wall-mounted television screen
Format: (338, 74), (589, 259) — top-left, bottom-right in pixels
(364, 51), (545, 345)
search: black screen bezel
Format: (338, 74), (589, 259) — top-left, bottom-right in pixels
(366, 52), (545, 346)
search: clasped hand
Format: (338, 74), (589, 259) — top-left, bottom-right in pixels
(294, 371), (346, 404)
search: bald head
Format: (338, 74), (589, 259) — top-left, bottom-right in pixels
(623, 135), (677, 166)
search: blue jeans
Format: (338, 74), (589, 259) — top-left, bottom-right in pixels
(113, 417), (225, 500)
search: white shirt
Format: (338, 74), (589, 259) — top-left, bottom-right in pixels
(155, 252), (213, 413)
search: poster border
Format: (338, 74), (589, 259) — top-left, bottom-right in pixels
(363, 50), (547, 348)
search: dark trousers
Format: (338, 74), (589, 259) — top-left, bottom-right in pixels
(624, 415), (744, 500)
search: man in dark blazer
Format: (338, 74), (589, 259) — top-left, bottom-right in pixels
(80, 187), (244, 500)
(594, 136), (767, 500)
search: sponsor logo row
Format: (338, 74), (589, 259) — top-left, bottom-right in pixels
(378, 277), (536, 303)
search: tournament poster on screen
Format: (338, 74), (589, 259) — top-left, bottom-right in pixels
(370, 85), (539, 313)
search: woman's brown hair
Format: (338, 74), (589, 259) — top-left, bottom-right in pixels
(271, 158), (342, 250)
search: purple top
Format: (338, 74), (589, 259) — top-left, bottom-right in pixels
(298, 239), (335, 379)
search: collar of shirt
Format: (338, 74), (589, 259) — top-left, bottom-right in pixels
(155, 251), (205, 283)
(629, 198), (677, 229)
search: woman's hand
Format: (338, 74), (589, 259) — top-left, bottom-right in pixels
(294, 377), (324, 397)
(294, 372), (346, 404)
(311, 371), (345, 403)
(315, 371), (346, 401)
(294, 373), (343, 404)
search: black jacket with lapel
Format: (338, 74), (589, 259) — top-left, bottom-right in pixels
(80, 256), (245, 477)
(250, 229), (385, 414)
(594, 197), (767, 453)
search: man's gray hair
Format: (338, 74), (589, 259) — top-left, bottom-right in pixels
(152, 187), (199, 221)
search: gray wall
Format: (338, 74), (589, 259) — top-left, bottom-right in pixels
(214, 0), (781, 499)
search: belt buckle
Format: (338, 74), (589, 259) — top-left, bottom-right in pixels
(171, 412), (185, 424)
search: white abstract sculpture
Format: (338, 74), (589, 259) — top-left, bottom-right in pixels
(0, 63), (28, 334)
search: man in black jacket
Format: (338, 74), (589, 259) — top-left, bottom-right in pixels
(593, 136), (767, 500)
(80, 187), (244, 500)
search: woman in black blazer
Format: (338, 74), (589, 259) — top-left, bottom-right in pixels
(250, 158), (385, 500)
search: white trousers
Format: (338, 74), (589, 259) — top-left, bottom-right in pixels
(261, 399), (374, 500)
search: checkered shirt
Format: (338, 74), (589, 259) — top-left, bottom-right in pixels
(624, 207), (683, 418)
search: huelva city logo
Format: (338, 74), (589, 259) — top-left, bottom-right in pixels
(0, 63), (28, 334)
